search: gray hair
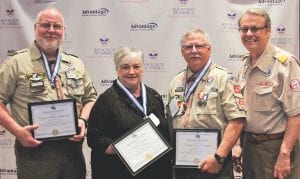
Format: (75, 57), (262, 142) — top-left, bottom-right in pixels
(180, 28), (212, 46)
(114, 46), (144, 70)
(238, 8), (271, 29)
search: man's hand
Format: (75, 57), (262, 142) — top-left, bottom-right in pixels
(198, 155), (223, 174)
(16, 125), (42, 147)
(273, 152), (291, 179)
(69, 119), (85, 142)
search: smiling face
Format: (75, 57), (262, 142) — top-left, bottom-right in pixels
(239, 13), (271, 59)
(181, 32), (211, 73)
(117, 57), (144, 91)
(34, 8), (64, 55)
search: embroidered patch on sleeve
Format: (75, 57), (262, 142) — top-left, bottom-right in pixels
(289, 79), (300, 91)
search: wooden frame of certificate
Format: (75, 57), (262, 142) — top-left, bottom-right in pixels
(174, 128), (221, 168)
(112, 119), (172, 176)
(28, 99), (79, 140)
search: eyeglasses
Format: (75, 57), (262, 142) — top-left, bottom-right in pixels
(182, 44), (208, 51)
(238, 26), (267, 34)
(36, 23), (64, 31)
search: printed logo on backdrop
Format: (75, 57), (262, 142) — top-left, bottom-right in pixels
(218, 9), (239, 32)
(7, 49), (17, 56)
(271, 25), (294, 48)
(169, 0), (196, 18)
(0, 126), (5, 137)
(258, 0), (286, 6)
(130, 23), (158, 32)
(0, 168), (17, 176)
(82, 8), (109, 16)
(90, 35), (116, 58)
(144, 50), (166, 72)
(99, 79), (114, 88)
(0, 7), (21, 28)
(0, 126), (14, 149)
(227, 54), (245, 62)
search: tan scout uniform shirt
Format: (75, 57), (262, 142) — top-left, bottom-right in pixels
(0, 42), (97, 126)
(168, 63), (245, 130)
(238, 43), (300, 134)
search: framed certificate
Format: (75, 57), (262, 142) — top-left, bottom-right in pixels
(28, 99), (79, 140)
(112, 119), (172, 176)
(174, 128), (221, 168)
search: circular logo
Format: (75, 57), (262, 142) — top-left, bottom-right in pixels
(52, 129), (59, 136)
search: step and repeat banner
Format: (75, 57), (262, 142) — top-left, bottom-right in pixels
(0, 0), (299, 178)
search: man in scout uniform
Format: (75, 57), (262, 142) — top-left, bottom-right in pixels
(167, 28), (246, 179)
(237, 8), (300, 179)
(0, 7), (97, 179)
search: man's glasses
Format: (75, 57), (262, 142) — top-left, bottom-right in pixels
(181, 44), (208, 51)
(36, 23), (64, 31)
(238, 26), (267, 34)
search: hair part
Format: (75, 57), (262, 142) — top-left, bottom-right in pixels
(238, 8), (271, 29)
(114, 46), (144, 70)
(180, 28), (212, 46)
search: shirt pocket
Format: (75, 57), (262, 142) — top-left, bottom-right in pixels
(253, 86), (276, 111)
(196, 91), (218, 115)
(65, 72), (84, 96)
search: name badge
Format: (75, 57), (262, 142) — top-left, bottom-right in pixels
(148, 113), (160, 126)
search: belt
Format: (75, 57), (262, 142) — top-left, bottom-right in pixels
(246, 132), (284, 142)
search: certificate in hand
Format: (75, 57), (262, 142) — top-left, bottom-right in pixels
(112, 119), (172, 176)
(174, 128), (221, 168)
(28, 99), (79, 140)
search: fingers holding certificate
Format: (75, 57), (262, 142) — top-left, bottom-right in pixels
(174, 129), (221, 168)
(112, 119), (172, 176)
(28, 99), (79, 140)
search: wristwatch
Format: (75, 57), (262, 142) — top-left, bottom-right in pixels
(214, 153), (225, 164)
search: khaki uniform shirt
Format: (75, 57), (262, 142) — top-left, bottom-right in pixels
(168, 63), (245, 130)
(237, 42), (300, 133)
(0, 42), (97, 126)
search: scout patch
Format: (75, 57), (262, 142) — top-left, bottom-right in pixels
(197, 91), (208, 107)
(233, 85), (241, 94)
(235, 98), (245, 110)
(263, 66), (272, 77)
(289, 79), (300, 92)
(256, 81), (273, 87)
(227, 73), (236, 84)
(25, 72), (45, 80)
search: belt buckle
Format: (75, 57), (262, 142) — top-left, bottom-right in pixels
(250, 133), (269, 142)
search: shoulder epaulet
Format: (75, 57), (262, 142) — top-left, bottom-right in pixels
(7, 49), (27, 57)
(176, 69), (186, 75)
(216, 65), (228, 72)
(275, 53), (288, 63)
(63, 51), (79, 58)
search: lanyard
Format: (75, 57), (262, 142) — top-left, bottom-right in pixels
(117, 79), (148, 116)
(41, 51), (62, 86)
(183, 58), (212, 102)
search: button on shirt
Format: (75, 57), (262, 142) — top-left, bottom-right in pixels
(168, 63), (245, 130)
(0, 42), (97, 126)
(238, 43), (300, 134)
